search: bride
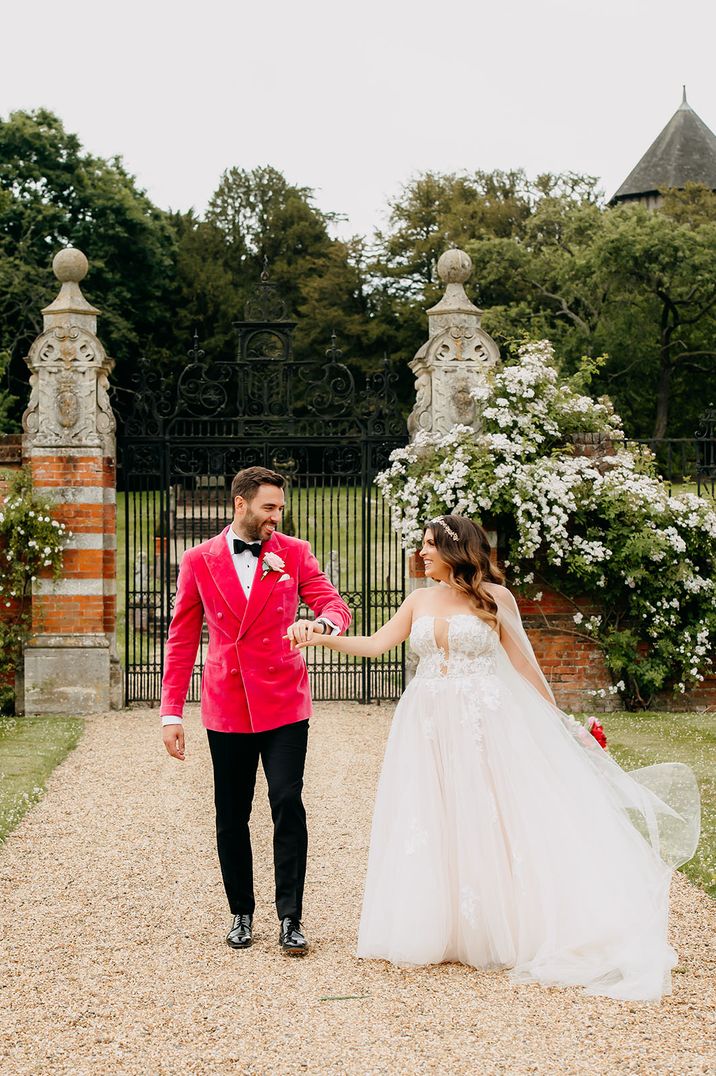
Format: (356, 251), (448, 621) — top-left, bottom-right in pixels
(291, 514), (700, 1002)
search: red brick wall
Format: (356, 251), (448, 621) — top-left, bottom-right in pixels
(652, 675), (716, 711)
(0, 434), (22, 483)
(516, 589), (615, 713)
(518, 587), (716, 713)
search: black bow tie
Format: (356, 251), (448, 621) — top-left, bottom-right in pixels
(233, 538), (262, 558)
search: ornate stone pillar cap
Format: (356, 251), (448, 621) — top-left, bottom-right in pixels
(42, 248), (100, 319)
(426, 248), (483, 318)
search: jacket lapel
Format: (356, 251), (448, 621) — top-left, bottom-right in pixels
(202, 527), (247, 622)
(239, 532), (288, 639)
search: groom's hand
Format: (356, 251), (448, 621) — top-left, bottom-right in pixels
(285, 618), (325, 649)
(162, 724), (186, 761)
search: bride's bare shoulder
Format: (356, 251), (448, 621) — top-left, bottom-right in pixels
(404, 589), (428, 612)
(398, 590), (423, 616)
(484, 582), (518, 607)
(484, 581), (510, 597)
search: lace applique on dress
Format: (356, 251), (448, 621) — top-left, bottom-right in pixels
(459, 700), (485, 749)
(409, 616), (503, 744)
(411, 614), (500, 680)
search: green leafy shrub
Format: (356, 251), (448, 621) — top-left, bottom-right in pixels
(0, 469), (68, 713)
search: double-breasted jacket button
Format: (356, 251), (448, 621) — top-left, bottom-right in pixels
(262, 637), (270, 645)
(217, 611), (224, 620)
(268, 665), (275, 673)
(230, 668), (238, 676)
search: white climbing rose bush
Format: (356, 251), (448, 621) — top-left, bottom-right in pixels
(0, 469), (68, 713)
(376, 341), (716, 708)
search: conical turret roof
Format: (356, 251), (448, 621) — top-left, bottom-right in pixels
(611, 89), (716, 202)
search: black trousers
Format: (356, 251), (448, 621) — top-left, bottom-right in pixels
(206, 720), (309, 920)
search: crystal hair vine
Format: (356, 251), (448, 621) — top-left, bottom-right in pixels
(430, 517), (459, 541)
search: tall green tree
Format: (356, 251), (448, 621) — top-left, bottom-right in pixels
(472, 192), (716, 437)
(175, 165), (385, 372)
(0, 349), (17, 433)
(0, 108), (178, 423)
(590, 199), (716, 438)
(369, 170), (602, 408)
(371, 170), (716, 437)
(371, 169), (538, 317)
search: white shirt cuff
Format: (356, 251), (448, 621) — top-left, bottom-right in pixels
(162, 715), (184, 726)
(316, 617), (341, 636)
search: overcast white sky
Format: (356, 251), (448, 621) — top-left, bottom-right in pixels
(2, 0), (715, 239)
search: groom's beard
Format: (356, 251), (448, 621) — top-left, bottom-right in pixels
(240, 510), (276, 543)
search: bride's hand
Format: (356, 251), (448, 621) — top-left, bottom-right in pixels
(285, 619), (325, 649)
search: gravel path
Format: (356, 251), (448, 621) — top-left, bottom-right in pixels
(1, 702), (714, 1075)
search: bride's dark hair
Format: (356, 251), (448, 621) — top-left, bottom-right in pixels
(423, 515), (505, 626)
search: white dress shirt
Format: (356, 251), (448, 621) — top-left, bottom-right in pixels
(162, 526), (339, 726)
(229, 527), (262, 598)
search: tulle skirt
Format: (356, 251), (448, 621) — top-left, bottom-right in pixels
(357, 654), (700, 1002)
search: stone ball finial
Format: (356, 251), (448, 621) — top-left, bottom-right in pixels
(52, 247), (89, 284)
(437, 248), (472, 284)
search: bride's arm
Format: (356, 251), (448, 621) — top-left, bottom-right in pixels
(487, 583), (555, 705)
(288, 593), (417, 658)
(499, 625), (554, 703)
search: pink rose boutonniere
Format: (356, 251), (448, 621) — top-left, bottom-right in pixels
(261, 550), (287, 581)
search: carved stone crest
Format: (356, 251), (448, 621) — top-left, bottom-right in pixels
(56, 372), (79, 428)
(23, 315), (115, 452)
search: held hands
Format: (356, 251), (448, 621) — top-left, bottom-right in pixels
(284, 618), (326, 650)
(162, 723), (185, 761)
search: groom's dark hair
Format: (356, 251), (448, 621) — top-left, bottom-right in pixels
(231, 466), (285, 503)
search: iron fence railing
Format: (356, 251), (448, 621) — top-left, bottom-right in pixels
(118, 443), (406, 706)
(118, 271), (407, 705)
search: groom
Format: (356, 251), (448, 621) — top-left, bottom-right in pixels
(161, 466), (351, 955)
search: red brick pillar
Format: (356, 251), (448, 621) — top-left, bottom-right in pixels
(21, 248), (120, 713)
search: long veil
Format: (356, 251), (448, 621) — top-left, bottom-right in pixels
(485, 583), (701, 869)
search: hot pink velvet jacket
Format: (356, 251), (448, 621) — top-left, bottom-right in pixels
(159, 528), (352, 733)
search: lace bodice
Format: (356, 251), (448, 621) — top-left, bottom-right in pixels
(410, 614), (500, 681)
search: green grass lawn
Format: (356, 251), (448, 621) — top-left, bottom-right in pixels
(670, 480), (714, 498)
(0, 715), (83, 843)
(598, 710), (716, 898)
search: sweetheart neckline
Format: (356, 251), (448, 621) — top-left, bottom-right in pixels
(411, 613), (498, 636)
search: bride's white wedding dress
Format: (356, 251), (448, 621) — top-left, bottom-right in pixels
(357, 612), (700, 1002)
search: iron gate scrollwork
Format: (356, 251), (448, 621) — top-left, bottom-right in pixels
(119, 272), (406, 705)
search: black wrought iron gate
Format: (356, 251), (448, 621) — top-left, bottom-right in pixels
(118, 276), (406, 705)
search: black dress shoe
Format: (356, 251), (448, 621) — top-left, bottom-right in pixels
(279, 916), (308, 955)
(226, 913), (253, 949)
